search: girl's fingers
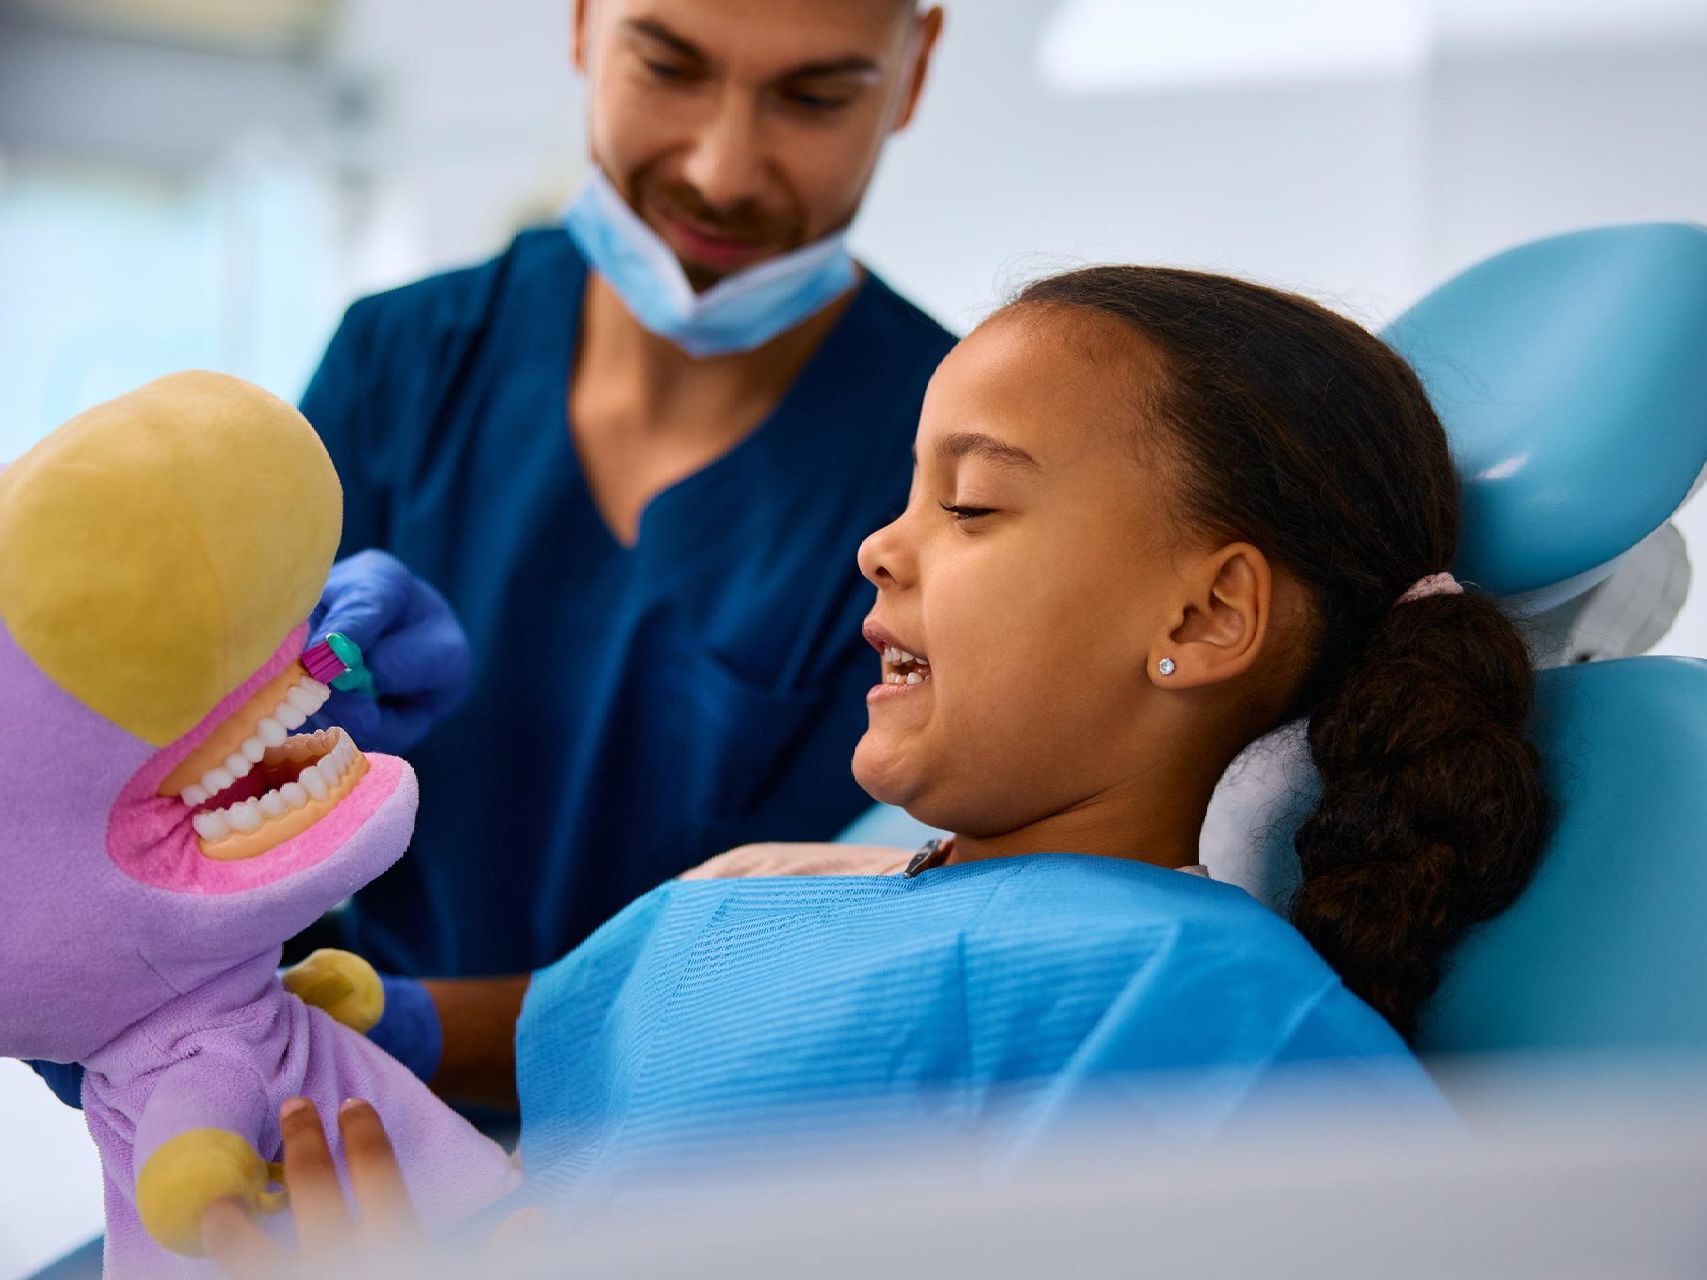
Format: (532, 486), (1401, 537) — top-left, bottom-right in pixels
(337, 1099), (417, 1238)
(201, 1198), (282, 1277)
(278, 1096), (353, 1255)
(490, 1205), (551, 1245)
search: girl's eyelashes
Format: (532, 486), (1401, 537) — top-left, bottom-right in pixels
(939, 502), (996, 522)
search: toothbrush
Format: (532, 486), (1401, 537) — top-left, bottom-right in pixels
(300, 632), (376, 697)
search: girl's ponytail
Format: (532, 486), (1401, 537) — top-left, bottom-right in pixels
(1291, 588), (1548, 1041)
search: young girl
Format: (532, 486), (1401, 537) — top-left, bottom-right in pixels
(206, 265), (1549, 1256)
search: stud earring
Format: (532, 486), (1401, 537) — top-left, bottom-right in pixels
(1157, 658), (1177, 676)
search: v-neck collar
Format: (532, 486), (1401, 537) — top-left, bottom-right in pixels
(551, 234), (879, 556)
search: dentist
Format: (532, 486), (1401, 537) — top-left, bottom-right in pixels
(29, 0), (949, 1118)
(298, 0), (950, 979)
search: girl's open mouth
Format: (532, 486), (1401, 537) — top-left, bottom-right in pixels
(157, 662), (367, 861)
(880, 645), (931, 686)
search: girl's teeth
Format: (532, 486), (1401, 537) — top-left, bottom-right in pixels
(905, 672), (923, 685)
(881, 645), (929, 667)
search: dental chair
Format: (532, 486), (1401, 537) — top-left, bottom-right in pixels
(839, 222), (1707, 1059)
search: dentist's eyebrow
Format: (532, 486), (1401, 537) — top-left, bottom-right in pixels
(938, 432), (1042, 472)
(625, 19), (880, 80)
(626, 19), (709, 64)
(787, 55), (883, 81)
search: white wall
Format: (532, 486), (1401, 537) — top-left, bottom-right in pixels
(323, 0), (587, 294)
(857, 0), (1425, 330)
(0, 1061), (103, 1278)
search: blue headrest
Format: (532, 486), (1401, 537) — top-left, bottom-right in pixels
(1382, 222), (1707, 601)
(1420, 657), (1707, 1056)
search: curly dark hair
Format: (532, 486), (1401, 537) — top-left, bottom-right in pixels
(1014, 266), (1549, 1041)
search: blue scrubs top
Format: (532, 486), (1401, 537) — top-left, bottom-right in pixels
(300, 228), (955, 976)
(514, 855), (1448, 1203)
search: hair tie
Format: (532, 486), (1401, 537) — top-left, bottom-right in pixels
(1397, 572), (1463, 606)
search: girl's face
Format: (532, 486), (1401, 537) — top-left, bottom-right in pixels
(854, 311), (1221, 839)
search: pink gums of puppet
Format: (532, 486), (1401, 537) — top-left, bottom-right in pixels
(0, 372), (518, 1276)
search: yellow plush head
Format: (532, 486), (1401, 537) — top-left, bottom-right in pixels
(0, 371), (341, 746)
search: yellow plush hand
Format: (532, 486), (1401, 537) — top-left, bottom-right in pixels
(281, 948), (386, 1034)
(135, 1128), (287, 1256)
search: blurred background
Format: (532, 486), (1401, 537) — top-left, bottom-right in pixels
(1, 1), (1705, 1273)
(4, 1), (1707, 654)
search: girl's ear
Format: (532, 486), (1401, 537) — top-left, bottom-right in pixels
(1148, 543), (1273, 689)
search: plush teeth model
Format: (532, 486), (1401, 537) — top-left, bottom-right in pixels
(161, 666), (369, 858)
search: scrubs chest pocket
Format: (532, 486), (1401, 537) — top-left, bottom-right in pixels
(654, 642), (845, 832)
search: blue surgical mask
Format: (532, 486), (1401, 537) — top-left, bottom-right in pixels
(563, 167), (858, 358)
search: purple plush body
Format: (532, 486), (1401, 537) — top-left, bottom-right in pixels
(0, 617), (519, 1276)
(0, 379), (518, 1276)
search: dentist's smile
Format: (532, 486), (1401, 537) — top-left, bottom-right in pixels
(657, 209), (774, 273)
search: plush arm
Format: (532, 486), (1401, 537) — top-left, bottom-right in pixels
(283, 954), (448, 1086)
(281, 948), (385, 1033)
(132, 1057), (280, 1256)
(28, 950), (402, 1116)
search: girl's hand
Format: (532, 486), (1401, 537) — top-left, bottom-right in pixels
(201, 1096), (416, 1275)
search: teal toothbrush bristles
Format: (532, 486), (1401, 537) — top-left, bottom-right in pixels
(301, 632), (376, 697)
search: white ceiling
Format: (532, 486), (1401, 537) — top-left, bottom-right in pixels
(1040, 0), (1707, 92)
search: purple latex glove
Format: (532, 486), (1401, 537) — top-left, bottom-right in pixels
(305, 550), (472, 755)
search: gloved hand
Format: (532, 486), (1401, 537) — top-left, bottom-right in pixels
(305, 549), (471, 755)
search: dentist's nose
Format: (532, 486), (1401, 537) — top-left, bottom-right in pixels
(681, 93), (767, 212)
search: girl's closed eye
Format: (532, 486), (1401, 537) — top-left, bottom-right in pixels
(939, 502), (996, 522)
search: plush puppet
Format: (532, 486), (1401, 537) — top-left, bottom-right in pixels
(0, 372), (519, 1275)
